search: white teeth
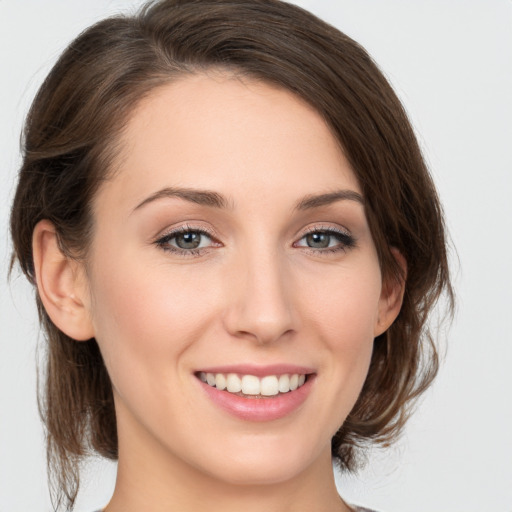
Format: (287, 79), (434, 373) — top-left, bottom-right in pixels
(278, 374), (290, 393)
(215, 373), (226, 391)
(242, 375), (260, 395)
(200, 372), (308, 396)
(226, 373), (242, 393)
(260, 375), (279, 396)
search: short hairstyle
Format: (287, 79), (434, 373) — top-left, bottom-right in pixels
(10, 0), (454, 508)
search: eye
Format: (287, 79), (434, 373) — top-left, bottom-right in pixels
(155, 226), (218, 255)
(295, 228), (356, 252)
(172, 231), (209, 250)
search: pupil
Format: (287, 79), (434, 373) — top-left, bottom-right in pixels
(307, 232), (330, 248)
(176, 232), (201, 249)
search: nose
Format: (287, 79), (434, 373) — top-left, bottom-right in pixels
(222, 249), (296, 345)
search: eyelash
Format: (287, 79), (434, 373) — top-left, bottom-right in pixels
(294, 226), (356, 254)
(154, 224), (356, 257)
(155, 224), (219, 257)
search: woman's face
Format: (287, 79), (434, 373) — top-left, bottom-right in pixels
(81, 74), (399, 488)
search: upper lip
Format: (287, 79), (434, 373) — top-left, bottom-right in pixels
(195, 364), (316, 377)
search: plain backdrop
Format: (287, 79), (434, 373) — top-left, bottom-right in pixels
(1, 1), (511, 511)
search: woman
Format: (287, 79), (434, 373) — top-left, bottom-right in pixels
(9, 0), (453, 511)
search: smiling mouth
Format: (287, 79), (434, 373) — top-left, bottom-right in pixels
(197, 372), (309, 398)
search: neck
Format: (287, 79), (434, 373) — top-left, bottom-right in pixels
(105, 408), (352, 512)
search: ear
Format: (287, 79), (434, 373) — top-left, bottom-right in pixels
(32, 220), (95, 341)
(374, 248), (407, 337)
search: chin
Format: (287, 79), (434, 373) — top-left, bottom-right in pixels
(189, 433), (328, 487)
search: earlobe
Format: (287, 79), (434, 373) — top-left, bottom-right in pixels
(374, 248), (407, 337)
(32, 220), (95, 341)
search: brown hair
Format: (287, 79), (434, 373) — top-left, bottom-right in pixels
(10, 0), (453, 509)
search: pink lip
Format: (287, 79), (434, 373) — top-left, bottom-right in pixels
(196, 366), (316, 422)
(196, 363), (316, 377)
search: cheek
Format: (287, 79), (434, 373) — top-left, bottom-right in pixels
(296, 260), (381, 417)
(301, 260), (382, 344)
(86, 250), (220, 391)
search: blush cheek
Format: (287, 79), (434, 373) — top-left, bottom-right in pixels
(299, 263), (381, 422)
(309, 264), (381, 345)
(88, 252), (220, 394)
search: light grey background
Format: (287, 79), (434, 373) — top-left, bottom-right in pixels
(1, 1), (511, 511)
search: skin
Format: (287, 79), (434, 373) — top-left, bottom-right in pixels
(33, 73), (404, 512)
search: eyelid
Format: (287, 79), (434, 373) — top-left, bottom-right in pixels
(153, 222), (218, 242)
(293, 224), (356, 252)
(296, 223), (353, 241)
(301, 224), (350, 235)
(153, 223), (222, 256)
(152, 222), (356, 257)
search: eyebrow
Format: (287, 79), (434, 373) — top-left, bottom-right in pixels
(132, 186), (364, 213)
(133, 187), (231, 212)
(295, 190), (364, 210)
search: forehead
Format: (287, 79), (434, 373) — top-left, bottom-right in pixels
(96, 73), (361, 214)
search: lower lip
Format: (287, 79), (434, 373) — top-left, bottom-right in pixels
(198, 375), (315, 422)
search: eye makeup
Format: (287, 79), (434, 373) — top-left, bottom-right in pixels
(154, 223), (221, 257)
(294, 225), (356, 255)
(153, 221), (356, 259)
